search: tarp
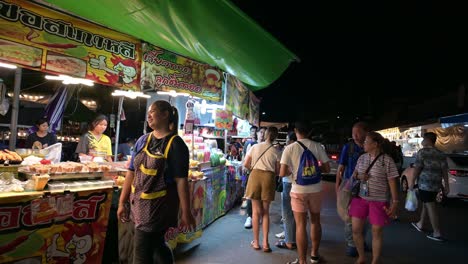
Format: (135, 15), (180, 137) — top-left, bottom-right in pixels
(440, 113), (468, 128)
(40, 0), (298, 90)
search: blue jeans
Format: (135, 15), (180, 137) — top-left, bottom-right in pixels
(282, 182), (296, 243)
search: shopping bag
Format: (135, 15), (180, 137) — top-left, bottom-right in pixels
(43, 143), (62, 164)
(337, 178), (352, 222)
(405, 189), (418, 211)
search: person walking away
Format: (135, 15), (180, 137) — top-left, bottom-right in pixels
(25, 118), (57, 149)
(242, 126), (266, 229)
(410, 132), (448, 242)
(336, 121), (370, 257)
(117, 100), (195, 264)
(349, 131), (399, 264)
(281, 121), (330, 264)
(243, 126), (280, 252)
(275, 131), (297, 250)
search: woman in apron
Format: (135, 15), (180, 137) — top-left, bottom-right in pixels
(117, 100), (195, 264)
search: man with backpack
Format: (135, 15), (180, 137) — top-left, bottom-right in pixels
(336, 121), (370, 257)
(280, 121), (330, 264)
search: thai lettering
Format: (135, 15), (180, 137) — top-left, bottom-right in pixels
(0, 1), (18, 21)
(43, 18), (67, 37)
(0, 206), (21, 232)
(144, 49), (191, 74)
(0, 0), (136, 59)
(303, 166), (316, 176)
(19, 9), (41, 30)
(72, 194), (106, 221)
(155, 74), (202, 93)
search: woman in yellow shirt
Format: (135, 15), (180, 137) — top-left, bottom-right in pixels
(75, 115), (113, 162)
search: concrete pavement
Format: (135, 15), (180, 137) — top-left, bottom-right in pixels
(175, 181), (468, 264)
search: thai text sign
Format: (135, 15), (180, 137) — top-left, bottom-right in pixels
(141, 43), (223, 101)
(0, 0), (141, 90)
(0, 189), (112, 264)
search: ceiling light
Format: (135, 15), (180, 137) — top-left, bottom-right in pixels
(45, 74), (94, 86)
(112, 89), (150, 99)
(0, 62), (17, 69)
(157, 90), (190, 97)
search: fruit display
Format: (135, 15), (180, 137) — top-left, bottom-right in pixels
(188, 170), (204, 180)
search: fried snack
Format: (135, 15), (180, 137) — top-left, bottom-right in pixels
(4, 149), (22, 161)
(1, 150), (15, 161)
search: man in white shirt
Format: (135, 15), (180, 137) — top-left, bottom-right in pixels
(280, 121), (330, 264)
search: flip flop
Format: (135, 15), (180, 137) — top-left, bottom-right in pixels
(250, 240), (260, 250)
(275, 240), (297, 250)
(411, 222), (424, 233)
(263, 246), (272, 253)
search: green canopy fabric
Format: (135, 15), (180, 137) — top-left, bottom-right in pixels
(42, 0), (298, 90)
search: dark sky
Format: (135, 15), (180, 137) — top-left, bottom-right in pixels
(232, 1), (468, 125)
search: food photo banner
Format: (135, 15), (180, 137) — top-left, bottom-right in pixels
(141, 43), (224, 101)
(0, 0), (141, 90)
(225, 74), (249, 120)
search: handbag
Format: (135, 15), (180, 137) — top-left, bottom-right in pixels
(351, 153), (383, 198)
(275, 176), (283, 192)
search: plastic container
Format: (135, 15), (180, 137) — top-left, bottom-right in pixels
(48, 182), (66, 192)
(101, 180), (114, 188)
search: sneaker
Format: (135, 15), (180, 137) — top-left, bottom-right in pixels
(244, 216), (252, 229)
(310, 255), (320, 263)
(275, 231), (285, 239)
(241, 200), (248, 209)
(286, 259), (299, 264)
(426, 233), (445, 242)
(345, 246), (358, 257)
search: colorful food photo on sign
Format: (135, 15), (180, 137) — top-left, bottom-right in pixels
(141, 43), (224, 101)
(0, 39), (42, 67)
(0, 0), (141, 90)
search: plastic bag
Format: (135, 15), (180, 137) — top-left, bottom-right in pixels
(43, 143), (62, 164)
(405, 189), (418, 211)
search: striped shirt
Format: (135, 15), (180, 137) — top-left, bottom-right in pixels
(355, 153), (399, 202)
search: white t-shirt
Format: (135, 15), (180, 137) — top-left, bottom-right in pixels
(280, 138), (330, 193)
(246, 142), (280, 173)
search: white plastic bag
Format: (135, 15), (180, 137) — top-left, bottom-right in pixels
(405, 189), (418, 211)
(43, 143), (62, 164)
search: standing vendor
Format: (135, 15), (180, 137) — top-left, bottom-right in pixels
(117, 100), (195, 264)
(25, 118), (57, 149)
(75, 114), (113, 162)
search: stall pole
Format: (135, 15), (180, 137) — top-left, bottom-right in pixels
(114, 96), (124, 162)
(9, 68), (22, 150)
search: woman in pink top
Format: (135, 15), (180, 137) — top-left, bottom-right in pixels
(349, 131), (399, 264)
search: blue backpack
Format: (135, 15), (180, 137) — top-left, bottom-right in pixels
(295, 141), (321, 185)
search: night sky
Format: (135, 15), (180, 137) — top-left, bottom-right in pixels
(231, 1), (468, 127)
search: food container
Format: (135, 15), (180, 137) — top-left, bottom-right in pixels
(48, 182), (66, 192)
(101, 180), (114, 188)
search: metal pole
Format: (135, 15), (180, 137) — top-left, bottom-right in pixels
(9, 68), (22, 150)
(114, 96), (124, 162)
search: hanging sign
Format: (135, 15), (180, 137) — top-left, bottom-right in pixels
(214, 109), (233, 130)
(0, 0), (141, 90)
(141, 43), (224, 101)
(225, 74), (249, 120)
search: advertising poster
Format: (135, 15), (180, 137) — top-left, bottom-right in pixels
(0, 189), (113, 264)
(225, 74), (249, 120)
(248, 91), (260, 127)
(141, 44), (224, 101)
(214, 109), (233, 130)
(0, 0), (141, 90)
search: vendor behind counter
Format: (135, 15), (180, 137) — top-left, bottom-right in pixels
(75, 114), (113, 162)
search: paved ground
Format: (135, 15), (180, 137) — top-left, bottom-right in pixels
(175, 181), (468, 264)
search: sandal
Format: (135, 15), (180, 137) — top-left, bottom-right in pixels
(263, 246), (272, 253)
(275, 240), (297, 250)
(250, 240), (260, 250)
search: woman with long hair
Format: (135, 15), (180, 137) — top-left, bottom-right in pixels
(75, 114), (112, 162)
(349, 131), (399, 264)
(117, 100), (195, 264)
(243, 126), (280, 252)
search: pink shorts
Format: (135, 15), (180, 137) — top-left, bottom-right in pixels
(290, 192), (322, 213)
(348, 197), (390, 226)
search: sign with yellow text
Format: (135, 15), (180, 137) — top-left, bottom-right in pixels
(0, 0), (141, 90)
(141, 43), (223, 101)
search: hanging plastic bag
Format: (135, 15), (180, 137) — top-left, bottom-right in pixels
(43, 143), (62, 164)
(405, 189), (418, 211)
(0, 82), (9, 116)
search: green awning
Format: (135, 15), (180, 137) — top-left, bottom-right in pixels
(41, 0), (298, 90)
